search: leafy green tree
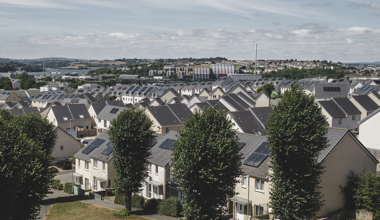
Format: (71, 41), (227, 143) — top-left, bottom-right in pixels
(266, 84), (327, 220)
(0, 110), (57, 220)
(171, 107), (242, 220)
(108, 95), (117, 100)
(343, 169), (380, 219)
(108, 108), (155, 211)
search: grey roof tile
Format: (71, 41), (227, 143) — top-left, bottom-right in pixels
(352, 95), (379, 111)
(319, 100), (346, 118)
(333, 97), (361, 115)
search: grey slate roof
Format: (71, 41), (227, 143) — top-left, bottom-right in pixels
(319, 100), (346, 118)
(221, 95), (245, 111)
(352, 95), (379, 111)
(192, 102), (210, 111)
(236, 92), (256, 106)
(106, 100), (125, 107)
(149, 131), (177, 166)
(167, 103), (193, 123)
(90, 103), (107, 115)
(249, 107), (274, 125)
(51, 104), (91, 122)
(333, 97), (361, 115)
(97, 105), (127, 121)
(358, 107), (380, 125)
(230, 111), (266, 135)
(147, 105), (182, 126)
(10, 107), (40, 116)
(228, 93), (251, 109)
(206, 100), (229, 113)
(75, 131), (164, 163)
(370, 90), (380, 100)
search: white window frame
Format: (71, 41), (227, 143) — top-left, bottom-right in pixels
(352, 115), (356, 121)
(77, 159), (80, 169)
(93, 159), (98, 169)
(85, 161), (89, 171)
(255, 179), (264, 192)
(155, 165), (159, 175)
(242, 176), (247, 188)
(338, 118), (342, 125)
(102, 162), (105, 172)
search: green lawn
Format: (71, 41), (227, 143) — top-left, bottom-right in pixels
(46, 198), (145, 220)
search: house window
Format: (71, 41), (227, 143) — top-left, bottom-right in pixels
(166, 127), (171, 133)
(256, 179), (264, 192)
(242, 176), (247, 188)
(102, 162), (105, 172)
(77, 159), (80, 169)
(147, 163), (152, 173)
(254, 205), (264, 216)
(213, 95), (216, 98)
(155, 165), (158, 175)
(94, 159), (98, 169)
(60, 146), (63, 151)
(98, 119), (101, 123)
(352, 115), (356, 121)
(85, 161), (89, 170)
(338, 118), (342, 125)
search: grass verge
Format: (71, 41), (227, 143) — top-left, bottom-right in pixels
(46, 197), (145, 220)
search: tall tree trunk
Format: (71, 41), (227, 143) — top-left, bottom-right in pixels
(125, 191), (132, 211)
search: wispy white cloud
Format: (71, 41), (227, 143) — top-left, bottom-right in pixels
(301, 3), (334, 8)
(348, 2), (380, 9)
(0, 0), (74, 9)
(1, 27), (379, 62)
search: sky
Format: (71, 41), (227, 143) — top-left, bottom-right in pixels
(0, 0), (379, 62)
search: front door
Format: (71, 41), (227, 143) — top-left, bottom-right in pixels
(236, 203), (245, 220)
(93, 177), (97, 191)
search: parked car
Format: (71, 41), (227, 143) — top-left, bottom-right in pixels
(56, 160), (72, 170)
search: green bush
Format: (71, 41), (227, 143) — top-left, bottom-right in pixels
(144, 198), (161, 214)
(52, 179), (63, 190)
(132, 194), (145, 209)
(64, 182), (74, 194)
(113, 208), (130, 216)
(114, 192), (126, 205)
(158, 197), (182, 217)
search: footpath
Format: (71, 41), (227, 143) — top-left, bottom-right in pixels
(38, 189), (176, 220)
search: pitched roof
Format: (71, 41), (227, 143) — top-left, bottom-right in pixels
(230, 111), (265, 135)
(147, 105), (182, 126)
(167, 103), (193, 123)
(221, 95), (246, 111)
(358, 107), (380, 125)
(249, 107), (273, 126)
(319, 100), (346, 118)
(206, 100), (229, 113)
(228, 93), (251, 108)
(67, 104), (91, 120)
(236, 92), (256, 106)
(97, 105), (127, 121)
(352, 95), (379, 111)
(149, 132), (177, 166)
(238, 134), (268, 178)
(333, 97), (361, 115)
(106, 100), (125, 107)
(90, 103), (107, 115)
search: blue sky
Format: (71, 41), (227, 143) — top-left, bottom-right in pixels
(0, 0), (379, 62)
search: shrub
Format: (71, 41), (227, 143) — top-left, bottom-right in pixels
(158, 197), (182, 217)
(144, 198), (161, 214)
(114, 192), (126, 205)
(64, 182), (74, 194)
(52, 179), (62, 190)
(132, 194), (145, 209)
(113, 208), (131, 216)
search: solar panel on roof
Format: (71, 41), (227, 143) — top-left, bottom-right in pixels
(6, 92), (11, 95)
(159, 139), (176, 150)
(145, 87), (154, 93)
(42, 95), (48, 99)
(78, 90), (84, 93)
(192, 83), (197, 85)
(255, 142), (270, 155)
(118, 87), (122, 90)
(58, 94), (65, 99)
(70, 94), (75, 98)
(140, 87), (148, 93)
(96, 89), (100, 91)
(91, 92), (95, 95)
(278, 77), (283, 80)
(110, 108), (119, 114)
(122, 87), (127, 90)
(132, 86), (140, 92)
(52, 95), (58, 100)
(1, 92), (6, 95)
(243, 153), (268, 167)
(207, 82), (213, 85)
(173, 84), (178, 86)
(101, 142), (114, 156)
(238, 142), (246, 149)
(179, 84), (184, 86)
(82, 139), (106, 154)
(200, 83), (206, 85)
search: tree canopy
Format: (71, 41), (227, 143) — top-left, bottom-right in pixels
(257, 83), (275, 97)
(0, 110), (57, 220)
(108, 108), (155, 211)
(266, 84), (327, 220)
(171, 107), (242, 220)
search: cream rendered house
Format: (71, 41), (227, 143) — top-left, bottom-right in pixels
(254, 91), (270, 107)
(51, 127), (82, 161)
(230, 128), (378, 219)
(358, 108), (380, 151)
